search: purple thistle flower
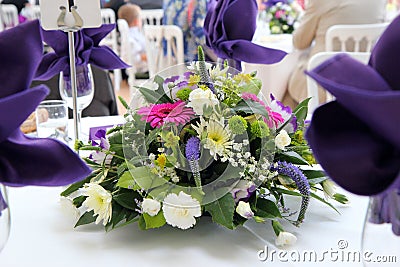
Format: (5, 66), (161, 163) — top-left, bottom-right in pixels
(185, 137), (200, 161)
(0, 190), (7, 217)
(270, 161), (310, 226)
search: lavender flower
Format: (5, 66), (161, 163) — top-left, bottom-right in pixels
(271, 161), (310, 226)
(164, 75), (180, 84)
(185, 137), (202, 189)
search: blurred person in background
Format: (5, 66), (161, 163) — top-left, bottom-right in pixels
(118, 3), (148, 76)
(284, 0), (387, 109)
(163, 0), (216, 62)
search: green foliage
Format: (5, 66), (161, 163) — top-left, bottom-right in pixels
(204, 193), (235, 229)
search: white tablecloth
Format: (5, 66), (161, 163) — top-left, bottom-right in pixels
(0, 116), (379, 267)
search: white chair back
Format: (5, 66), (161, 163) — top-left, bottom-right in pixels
(117, 19), (136, 89)
(100, 8), (121, 91)
(143, 24), (184, 78)
(307, 51), (370, 113)
(325, 23), (389, 52)
(0, 4), (18, 30)
(30, 5), (41, 20)
(141, 9), (163, 26)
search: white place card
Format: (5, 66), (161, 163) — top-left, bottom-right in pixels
(39, 0), (101, 30)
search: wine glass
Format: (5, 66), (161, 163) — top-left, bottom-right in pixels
(0, 184), (10, 253)
(59, 64), (94, 139)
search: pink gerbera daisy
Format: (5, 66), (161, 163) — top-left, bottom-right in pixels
(241, 92), (284, 128)
(137, 101), (195, 128)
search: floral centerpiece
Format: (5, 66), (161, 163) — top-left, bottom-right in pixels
(61, 47), (347, 245)
(265, 1), (299, 34)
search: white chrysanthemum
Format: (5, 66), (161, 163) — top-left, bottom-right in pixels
(142, 198), (161, 216)
(82, 183), (112, 226)
(275, 129), (291, 150)
(236, 201), (254, 219)
(275, 231), (297, 247)
(162, 192), (201, 230)
(187, 88), (219, 115)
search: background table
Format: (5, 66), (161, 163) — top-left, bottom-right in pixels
(243, 34), (310, 102)
(0, 116), (382, 267)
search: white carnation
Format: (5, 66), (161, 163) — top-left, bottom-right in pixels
(187, 88), (219, 115)
(142, 198), (161, 216)
(275, 129), (291, 150)
(162, 192), (201, 230)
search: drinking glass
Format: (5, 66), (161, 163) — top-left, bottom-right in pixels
(59, 64), (94, 138)
(0, 184), (10, 253)
(35, 100), (68, 142)
(361, 190), (400, 266)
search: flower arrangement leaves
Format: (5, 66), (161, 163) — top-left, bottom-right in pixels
(62, 47), (348, 245)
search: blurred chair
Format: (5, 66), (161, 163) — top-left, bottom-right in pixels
(307, 51), (370, 113)
(117, 18), (136, 92)
(0, 4), (18, 30)
(143, 24), (184, 77)
(141, 9), (163, 26)
(100, 8), (122, 91)
(31, 66), (118, 117)
(325, 23), (389, 52)
(30, 5), (41, 20)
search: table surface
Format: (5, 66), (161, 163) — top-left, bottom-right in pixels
(0, 116), (378, 267)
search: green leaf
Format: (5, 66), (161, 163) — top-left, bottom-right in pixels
(255, 198), (282, 219)
(142, 212), (166, 229)
(204, 193), (235, 229)
(232, 100), (270, 118)
(310, 192), (340, 214)
(75, 211), (97, 227)
(302, 170), (327, 179)
(131, 166), (167, 190)
(61, 174), (93, 197)
(138, 215), (146, 230)
(333, 193), (349, 204)
(276, 150), (310, 165)
(113, 190), (140, 210)
(293, 97), (311, 125)
(118, 95), (130, 109)
(137, 75), (172, 104)
(72, 195), (86, 208)
(116, 171), (136, 189)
